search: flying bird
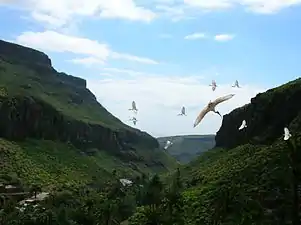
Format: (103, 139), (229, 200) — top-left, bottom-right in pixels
(178, 106), (187, 116)
(164, 140), (173, 150)
(193, 94), (235, 128)
(284, 127), (291, 141)
(209, 80), (217, 91)
(232, 80), (240, 88)
(238, 120), (247, 130)
(129, 101), (138, 113)
(129, 117), (138, 125)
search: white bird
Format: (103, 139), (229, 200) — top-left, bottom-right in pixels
(193, 94), (235, 128)
(164, 140), (173, 150)
(178, 106), (187, 116)
(209, 80), (217, 91)
(232, 80), (240, 88)
(129, 101), (138, 113)
(238, 120), (247, 130)
(284, 127), (291, 141)
(129, 117), (138, 125)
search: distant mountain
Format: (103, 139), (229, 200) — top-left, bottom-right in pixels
(157, 135), (215, 163)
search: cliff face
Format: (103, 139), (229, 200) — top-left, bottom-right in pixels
(215, 78), (301, 149)
(0, 40), (167, 168)
(0, 40), (53, 68)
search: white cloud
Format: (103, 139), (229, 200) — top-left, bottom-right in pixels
(31, 11), (66, 27)
(0, 0), (156, 29)
(214, 34), (235, 41)
(155, 4), (192, 21)
(14, 30), (159, 65)
(184, 32), (206, 40)
(69, 57), (105, 66)
(111, 52), (159, 65)
(87, 69), (267, 137)
(103, 67), (146, 77)
(183, 0), (301, 14)
(1, 0), (300, 28)
(101, 67), (205, 81)
(184, 0), (232, 10)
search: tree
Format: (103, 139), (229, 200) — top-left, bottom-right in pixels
(286, 135), (300, 225)
(162, 168), (184, 225)
(142, 174), (163, 210)
(29, 184), (42, 198)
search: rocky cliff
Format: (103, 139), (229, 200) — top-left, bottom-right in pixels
(165, 78), (301, 225)
(215, 78), (301, 149)
(0, 40), (172, 170)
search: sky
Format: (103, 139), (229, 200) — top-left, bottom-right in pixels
(0, 0), (301, 137)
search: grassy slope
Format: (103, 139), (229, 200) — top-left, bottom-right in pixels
(180, 138), (296, 225)
(174, 78), (301, 224)
(0, 41), (177, 187)
(157, 135), (215, 163)
(1, 138), (167, 188)
(0, 58), (125, 129)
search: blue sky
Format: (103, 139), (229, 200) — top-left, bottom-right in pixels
(0, 0), (301, 137)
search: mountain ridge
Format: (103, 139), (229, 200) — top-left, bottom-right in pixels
(157, 134), (215, 163)
(0, 39), (177, 187)
(215, 77), (301, 149)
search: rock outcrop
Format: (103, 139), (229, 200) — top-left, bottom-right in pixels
(215, 78), (301, 149)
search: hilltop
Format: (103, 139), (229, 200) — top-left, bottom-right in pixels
(128, 77), (301, 225)
(157, 135), (215, 163)
(0, 39), (177, 188)
(215, 77), (301, 148)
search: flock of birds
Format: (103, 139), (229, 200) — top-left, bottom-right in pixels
(127, 79), (293, 150)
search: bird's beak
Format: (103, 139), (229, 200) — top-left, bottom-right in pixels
(216, 111), (222, 117)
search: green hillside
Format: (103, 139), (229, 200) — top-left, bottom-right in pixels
(157, 135), (215, 163)
(127, 77), (301, 225)
(0, 39), (177, 189)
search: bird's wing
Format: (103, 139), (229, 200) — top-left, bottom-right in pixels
(193, 105), (210, 127)
(238, 120), (245, 130)
(182, 106), (185, 114)
(212, 94), (235, 105)
(238, 124), (243, 130)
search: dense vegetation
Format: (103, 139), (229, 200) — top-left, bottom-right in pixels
(0, 40), (177, 183)
(1, 39), (301, 225)
(127, 77), (301, 224)
(0, 39), (178, 223)
(157, 135), (215, 163)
